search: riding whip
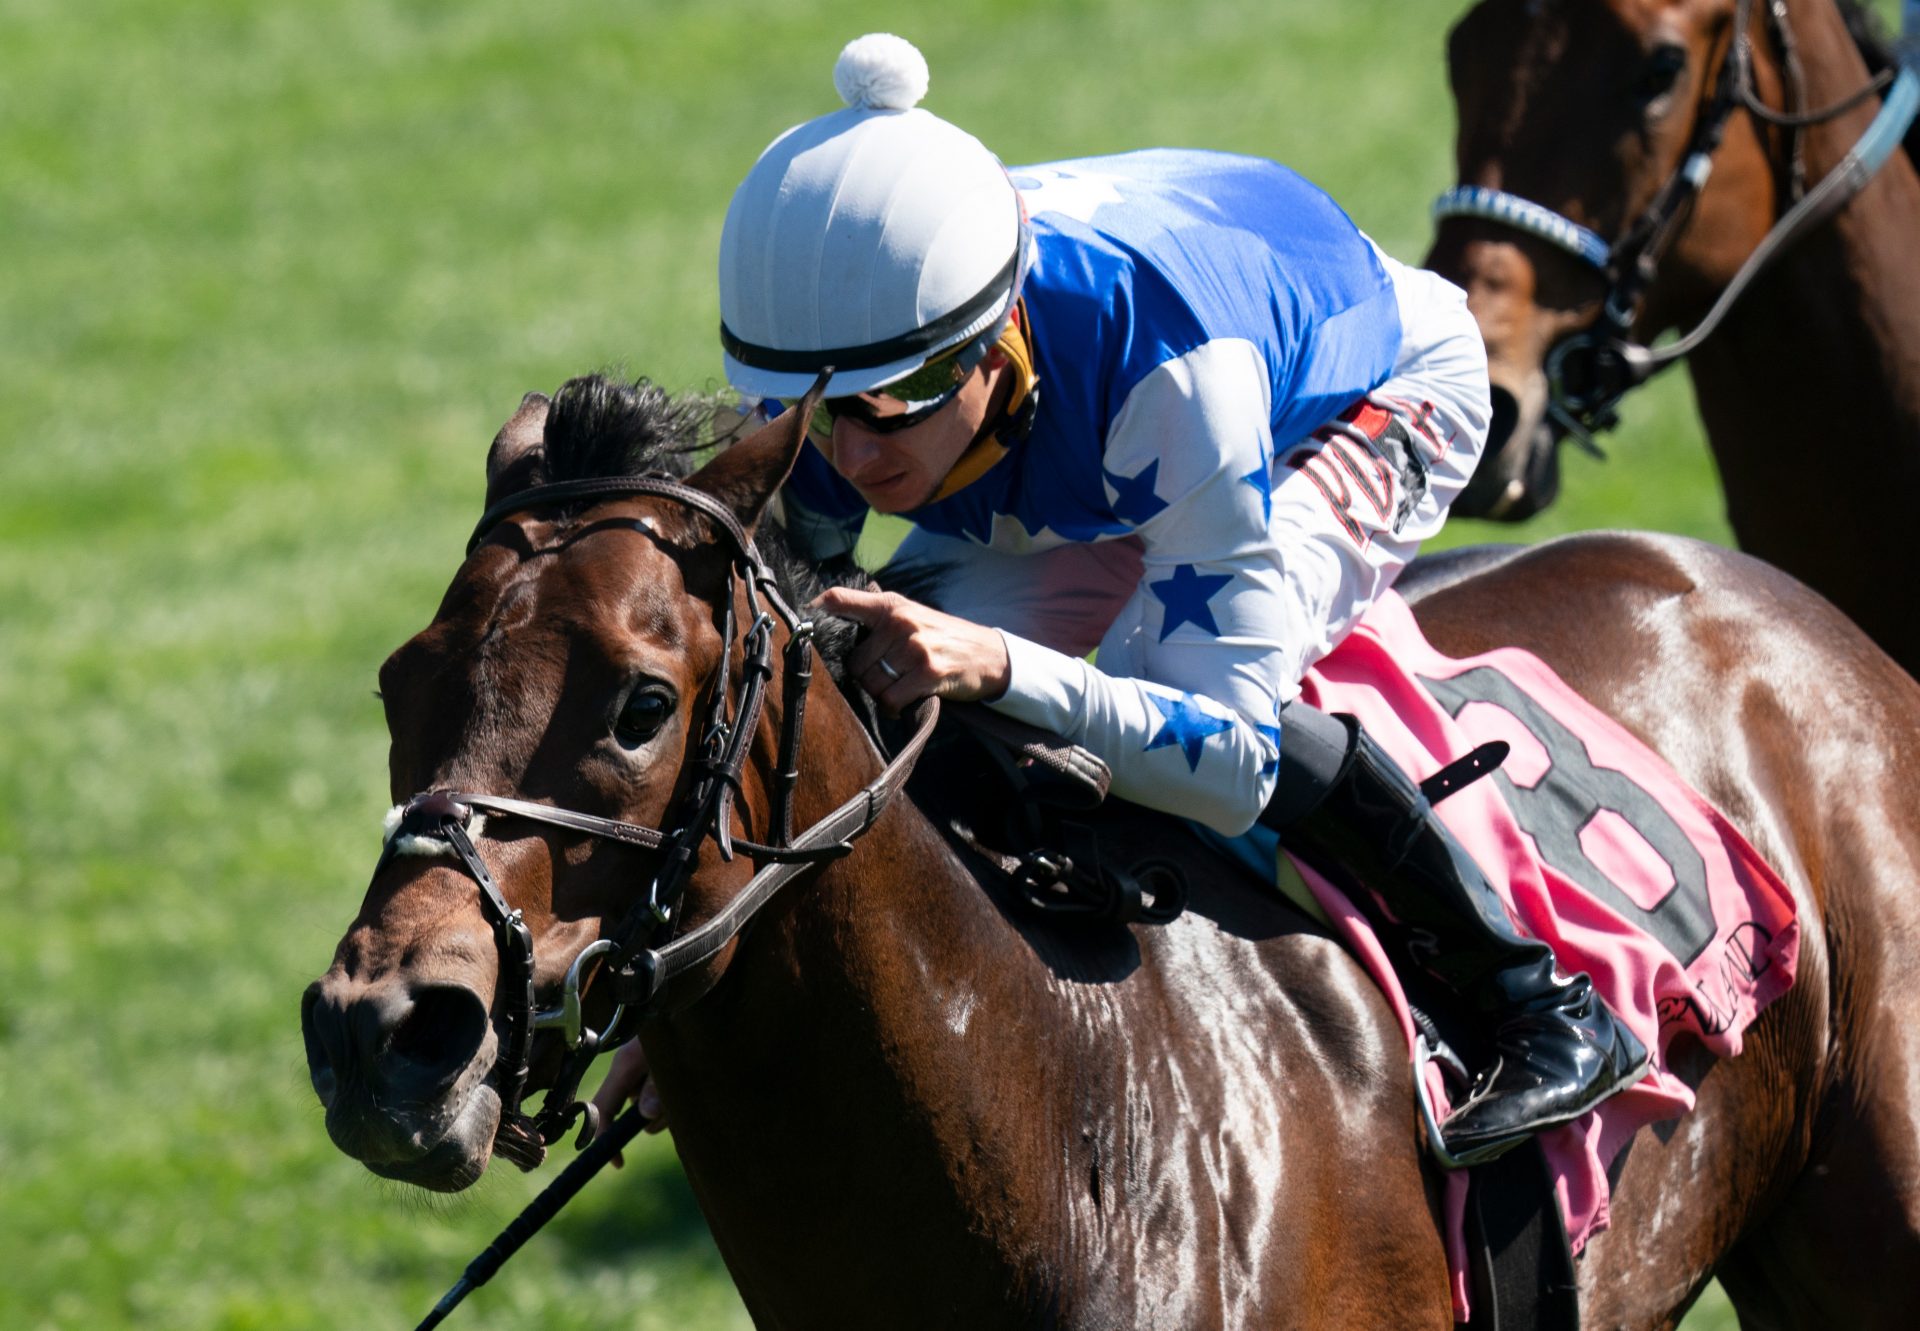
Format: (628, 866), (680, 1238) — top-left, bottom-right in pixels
(414, 1106), (648, 1330)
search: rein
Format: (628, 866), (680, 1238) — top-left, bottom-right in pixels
(1433, 0), (1920, 451)
(374, 455), (939, 1172)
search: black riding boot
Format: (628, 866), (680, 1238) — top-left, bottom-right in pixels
(1264, 705), (1649, 1164)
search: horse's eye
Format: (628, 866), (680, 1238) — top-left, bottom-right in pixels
(1634, 44), (1689, 105)
(615, 686), (675, 744)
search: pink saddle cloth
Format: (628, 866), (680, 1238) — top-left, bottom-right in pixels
(1287, 591), (1799, 1318)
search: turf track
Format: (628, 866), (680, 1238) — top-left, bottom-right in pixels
(15, 0), (1855, 1324)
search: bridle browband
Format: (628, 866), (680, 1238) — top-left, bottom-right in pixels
(1433, 0), (1920, 452)
(372, 403), (940, 1172)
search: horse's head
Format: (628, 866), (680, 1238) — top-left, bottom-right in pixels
(1426, 0), (1790, 517)
(300, 377), (831, 1191)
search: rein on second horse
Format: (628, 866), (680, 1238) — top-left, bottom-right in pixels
(1432, 0), (1920, 451)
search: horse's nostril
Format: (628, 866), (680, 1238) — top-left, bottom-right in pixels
(386, 984), (489, 1088)
(302, 978), (489, 1110)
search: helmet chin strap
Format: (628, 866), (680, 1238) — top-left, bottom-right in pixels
(928, 302), (1039, 504)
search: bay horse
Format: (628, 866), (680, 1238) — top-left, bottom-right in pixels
(303, 375), (1920, 1327)
(1425, 0), (1920, 679)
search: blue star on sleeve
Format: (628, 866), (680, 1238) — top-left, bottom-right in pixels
(1251, 737), (1282, 779)
(1144, 691), (1236, 772)
(1149, 563), (1234, 641)
(1102, 460), (1170, 525)
(1240, 438), (1275, 524)
(1255, 706), (1282, 779)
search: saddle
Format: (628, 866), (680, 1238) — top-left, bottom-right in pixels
(899, 703), (1190, 928)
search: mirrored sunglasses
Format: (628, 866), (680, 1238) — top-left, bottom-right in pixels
(784, 353), (970, 437)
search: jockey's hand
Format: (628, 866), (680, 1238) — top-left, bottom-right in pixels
(814, 587), (1011, 714)
(589, 1038), (667, 1164)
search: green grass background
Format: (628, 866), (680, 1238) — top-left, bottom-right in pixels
(14, 0), (1879, 1324)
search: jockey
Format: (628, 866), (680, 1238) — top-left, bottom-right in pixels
(603, 34), (1646, 1162)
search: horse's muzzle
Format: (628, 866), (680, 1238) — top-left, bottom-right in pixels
(301, 974), (500, 1190)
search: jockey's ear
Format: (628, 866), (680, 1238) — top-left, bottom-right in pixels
(686, 375), (827, 534)
(483, 391), (551, 512)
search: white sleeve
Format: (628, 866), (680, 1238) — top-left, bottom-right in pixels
(983, 285), (1489, 835)
(981, 340), (1291, 835)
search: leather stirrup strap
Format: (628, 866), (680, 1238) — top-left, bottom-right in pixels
(1419, 741), (1510, 807)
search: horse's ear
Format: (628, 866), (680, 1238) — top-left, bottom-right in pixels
(483, 391), (552, 510)
(686, 382), (823, 534)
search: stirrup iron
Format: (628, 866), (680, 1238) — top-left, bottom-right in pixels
(1414, 1035), (1529, 1170)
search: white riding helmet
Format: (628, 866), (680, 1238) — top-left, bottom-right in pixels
(719, 34), (1028, 401)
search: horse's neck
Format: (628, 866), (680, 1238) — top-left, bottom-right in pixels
(1687, 0), (1920, 670)
(647, 699), (1074, 1321)
(644, 686), (1434, 1324)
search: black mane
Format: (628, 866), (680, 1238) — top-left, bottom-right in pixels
(536, 372), (866, 677)
(542, 374), (708, 482)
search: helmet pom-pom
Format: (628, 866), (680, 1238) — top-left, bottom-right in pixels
(833, 34), (930, 112)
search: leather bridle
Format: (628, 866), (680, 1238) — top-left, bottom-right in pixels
(371, 449), (939, 1171)
(1433, 0), (1920, 453)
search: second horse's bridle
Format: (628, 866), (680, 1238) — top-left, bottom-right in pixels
(371, 403), (939, 1171)
(1433, 0), (1920, 452)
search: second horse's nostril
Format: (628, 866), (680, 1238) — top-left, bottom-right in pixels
(386, 985), (490, 1088)
(1487, 385), (1518, 454)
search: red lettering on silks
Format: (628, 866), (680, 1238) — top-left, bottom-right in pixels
(1330, 438), (1393, 523)
(1290, 436), (1397, 546)
(1289, 446), (1370, 547)
(1405, 400), (1447, 458)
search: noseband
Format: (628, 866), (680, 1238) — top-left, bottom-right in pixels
(373, 468), (939, 1170)
(1433, 0), (1920, 451)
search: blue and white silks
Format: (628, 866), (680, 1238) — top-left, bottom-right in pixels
(780, 149), (1491, 835)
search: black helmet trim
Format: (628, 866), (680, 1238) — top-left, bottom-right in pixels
(720, 246), (1020, 377)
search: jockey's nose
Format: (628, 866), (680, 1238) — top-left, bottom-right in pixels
(830, 416), (892, 480)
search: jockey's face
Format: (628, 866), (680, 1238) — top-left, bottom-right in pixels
(813, 349), (1012, 513)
